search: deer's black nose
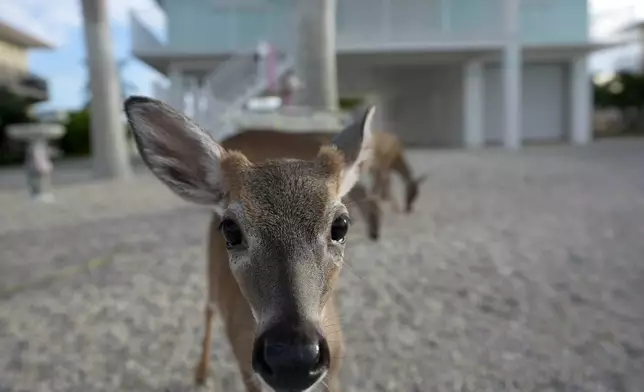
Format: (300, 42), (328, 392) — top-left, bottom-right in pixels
(252, 322), (329, 391)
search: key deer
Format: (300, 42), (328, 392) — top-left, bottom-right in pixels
(124, 96), (375, 392)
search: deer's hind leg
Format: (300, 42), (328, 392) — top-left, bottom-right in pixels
(382, 173), (402, 213)
(345, 181), (381, 240)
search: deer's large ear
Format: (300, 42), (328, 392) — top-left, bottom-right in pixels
(124, 96), (228, 205)
(328, 105), (375, 197)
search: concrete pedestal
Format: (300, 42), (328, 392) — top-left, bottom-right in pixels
(7, 123), (66, 202)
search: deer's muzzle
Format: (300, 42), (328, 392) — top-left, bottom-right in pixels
(252, 320), (330, 391)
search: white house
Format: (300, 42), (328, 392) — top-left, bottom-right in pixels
(131, 0), (615, 148)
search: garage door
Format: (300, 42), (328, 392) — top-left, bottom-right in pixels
(484, 63), (566, 144)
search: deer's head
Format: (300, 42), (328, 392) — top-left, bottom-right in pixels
(125, 96), (374, 392)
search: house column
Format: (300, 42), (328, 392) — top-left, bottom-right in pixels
(569, 56), (592, 145)
(462, 60), (484, 148)
(364, 92), (391, 131)
(168, 63), (185, 112)
(503, 0), (522, 149)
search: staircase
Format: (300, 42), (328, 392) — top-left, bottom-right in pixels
(196, 52), (295, 141)
(156, 45), (346, 140)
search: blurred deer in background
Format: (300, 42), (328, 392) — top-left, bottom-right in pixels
(368, 131), (427, 214)
(233, 128), (427, 215)
(214, 129), (382, 240)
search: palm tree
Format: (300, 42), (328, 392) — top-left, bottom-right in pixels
(80, 0), (131, 179)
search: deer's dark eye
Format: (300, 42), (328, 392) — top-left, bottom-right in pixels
(220, 219), (243, 249)
(330, 215), (350, 243)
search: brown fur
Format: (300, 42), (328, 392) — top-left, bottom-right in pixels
(124, 96), (375, 392)
(194, 134), (353, 391)
(217, 129), (382, 239)
(196, 160), (347, 391)
(229, 128), (426, 214)
(368, 131), (426, 213)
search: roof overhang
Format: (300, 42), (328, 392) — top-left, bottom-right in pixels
(520, 41), (629, 60)
(0, 20), (54, 48)
(132, 51), (232, 75)
(134, 41), (627, 76)
(336, 41), (505, 66)
(337, 41), (626, 66)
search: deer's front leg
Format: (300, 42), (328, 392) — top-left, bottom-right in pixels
(194, 304), (216, 385)
(380, 173), (402, 213)
(345, 182), (380, 240)
(323, 300), (345, 392)
(222, 298), (261, 392)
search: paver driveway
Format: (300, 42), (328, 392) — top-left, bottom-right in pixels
(1, 138), (643, 391)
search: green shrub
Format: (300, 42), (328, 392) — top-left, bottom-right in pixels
(339, 97), (364, 111)
(58, 108), (135, 158)
(59, 109), (91, 157)
(0, 89), (35, 165)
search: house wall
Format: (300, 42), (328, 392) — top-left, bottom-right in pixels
(165, 0), (293, 53)
(338, 60), (574, 147)
(483, 62), (569, 144)
(517, 0), (588, 44)
(338, 64), (463, 147)
(157, 0), (589, 55)
(0, 40), (28, 71)
(389, 66), (463, 147)
(451, 0), (588, 43)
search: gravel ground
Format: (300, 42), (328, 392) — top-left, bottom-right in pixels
(1, 138), (643, 392)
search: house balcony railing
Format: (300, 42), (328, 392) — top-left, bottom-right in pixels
(131, 0), (508, 57)
(336, 0), (506, 50)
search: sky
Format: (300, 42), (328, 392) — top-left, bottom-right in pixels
(0, 0), (643, 112)
(0, 0), (166, 112)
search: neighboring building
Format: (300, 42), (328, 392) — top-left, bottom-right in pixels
(0, 20), (52, 103)
(132, 0), (614, 148)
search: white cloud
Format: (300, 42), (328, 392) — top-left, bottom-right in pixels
(589, 0), (644, 39)
(0, 0), (165, 46)
(587, 0), (644, 72)
(0, 0), (166, 110)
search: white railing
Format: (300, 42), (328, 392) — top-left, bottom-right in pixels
(151, 50), (356, 140)
(192, 51), (296, 140)
(229, 106), (350, 133)
(133, 0), (590, 56)
(132, 0), (509, 56)
(203, 54), (258, 105)
(336, 0), (507, 49)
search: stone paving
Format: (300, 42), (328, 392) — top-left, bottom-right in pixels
(1, 139), (644, 392)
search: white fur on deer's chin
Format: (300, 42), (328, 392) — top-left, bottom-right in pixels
(256, 372), (328, 392)
(303, 375), (328, 392)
